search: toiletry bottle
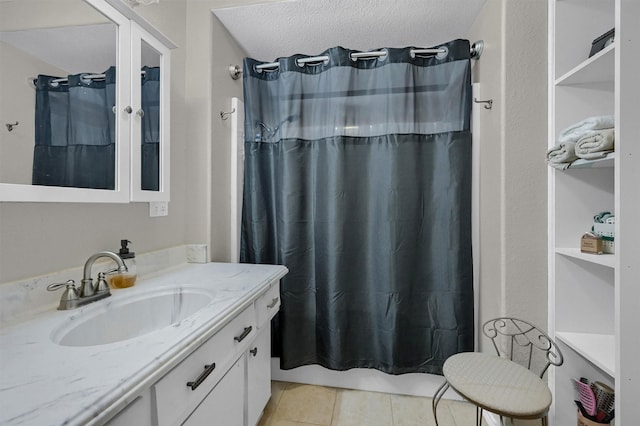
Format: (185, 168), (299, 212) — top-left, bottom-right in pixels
(110, 239), (137, 288)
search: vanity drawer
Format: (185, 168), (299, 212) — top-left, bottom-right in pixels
(255, 281), (280, 328)
(154, 305), (256, 426)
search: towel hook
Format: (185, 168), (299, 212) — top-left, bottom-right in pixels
(474, 98), (493, 110)
(5, 121), (19, 132)
(220, 108), (236, 120)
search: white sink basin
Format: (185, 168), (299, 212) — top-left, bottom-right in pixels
(51, 287), (213, 347)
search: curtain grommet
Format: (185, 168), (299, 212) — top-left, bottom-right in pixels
(349, 49), (388, 62)
(436, 46), (449, 60)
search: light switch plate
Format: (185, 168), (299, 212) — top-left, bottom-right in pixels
(149, 201), (168, 217)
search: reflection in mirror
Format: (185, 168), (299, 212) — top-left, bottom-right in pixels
(140, 40), (160, 191)
(0, 0), (117, 189)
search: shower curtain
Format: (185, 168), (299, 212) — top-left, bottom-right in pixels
(241, 39), (473, 375)
(33, 66), (160, 190)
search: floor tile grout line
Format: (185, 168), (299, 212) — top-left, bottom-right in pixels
(268, 381), (287, 426)
(388, 393), (395, 426)
(329, 387), (339, 426)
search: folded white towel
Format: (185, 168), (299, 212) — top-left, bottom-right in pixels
(575, 129), (615, 159)
(559, 115), (614, 143)
(547, 141), (578, 169)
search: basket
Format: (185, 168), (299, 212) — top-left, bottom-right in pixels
(577, 411), (610, 426)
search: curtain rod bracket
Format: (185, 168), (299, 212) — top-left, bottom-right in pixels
(470, 40), (484, 60)
(229, 65), (242, 80)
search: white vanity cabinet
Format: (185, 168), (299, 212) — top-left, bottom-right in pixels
(149, 281), (281, 426)
(154, 305), (256, 426)
(182, 356), (246, 426)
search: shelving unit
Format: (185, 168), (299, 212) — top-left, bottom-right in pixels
(548, 1), (640, 425)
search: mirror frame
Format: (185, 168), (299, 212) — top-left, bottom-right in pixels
(0, 0), (175, 203)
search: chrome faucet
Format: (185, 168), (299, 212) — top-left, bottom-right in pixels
(47, 251), (128, 310)
(80, 251), (127, 297)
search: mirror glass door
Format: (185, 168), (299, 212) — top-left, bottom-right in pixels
(0, 0), (119, 190)
(131, 23), (169, 201)
(139, 39), (161, 192)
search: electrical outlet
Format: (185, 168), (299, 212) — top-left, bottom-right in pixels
(149, 201), (168, 217)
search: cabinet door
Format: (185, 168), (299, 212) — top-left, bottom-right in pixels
(182, 356), (245, 426)
(0, 0), (132, 203)
(130, 22), (171, 202)
(246, 327), (271, 426)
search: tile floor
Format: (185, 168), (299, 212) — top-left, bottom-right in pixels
(257, 381), (485, 426)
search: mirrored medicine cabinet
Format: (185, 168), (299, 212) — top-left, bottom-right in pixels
(0, 0), (175, 202)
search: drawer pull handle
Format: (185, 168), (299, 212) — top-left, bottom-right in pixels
(250, 347), (258, 357)
(234, 326), (253, 343)
(186, 363), (216, 391)
(267, 297), (279, 309)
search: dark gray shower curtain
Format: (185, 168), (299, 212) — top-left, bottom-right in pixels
(241, 39), (473, 375)
(33, 67), (117, 189)
(33, 67), (160, 190)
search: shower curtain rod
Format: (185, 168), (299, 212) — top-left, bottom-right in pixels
(30, 70), (148, 86)
(229, 40), (483, 80)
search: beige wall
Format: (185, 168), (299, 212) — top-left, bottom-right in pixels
(467, 0), (548, 348)
(179, 2), (247, 262)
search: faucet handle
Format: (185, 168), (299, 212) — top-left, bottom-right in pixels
(47, 280), (76, 292)
(95, 272), (111, 294)
(47, 280), (79, 310)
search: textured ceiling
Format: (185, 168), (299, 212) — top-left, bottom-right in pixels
(213, 0), (487, 62)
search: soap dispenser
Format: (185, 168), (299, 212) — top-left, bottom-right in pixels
(109, 239), (137, 288)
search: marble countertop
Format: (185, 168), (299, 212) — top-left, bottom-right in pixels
(0, 262), (288, 426)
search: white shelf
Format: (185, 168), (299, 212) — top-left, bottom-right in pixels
(567, 152), (615, 169)
(555, 248), (616, 268)
(555, 332), (615, 377)
(556, 43), (615, 86)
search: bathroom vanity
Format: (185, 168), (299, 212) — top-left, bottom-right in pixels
(0, 262), (287, 425)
